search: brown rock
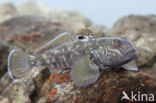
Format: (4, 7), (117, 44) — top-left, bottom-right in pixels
(0, 15), (71, 51)
(0, 41), (10, 78)
(0, 66), (48, 103)
(1, 67), (156, 103)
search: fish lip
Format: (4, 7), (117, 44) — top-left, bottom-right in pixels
(123, 53), (137, 62)
(123, 48), (136, 57)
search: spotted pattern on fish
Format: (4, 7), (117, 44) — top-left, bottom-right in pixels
(7, 29), (137, 87)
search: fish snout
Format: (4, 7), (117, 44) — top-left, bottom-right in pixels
(123, 47), (136, 57)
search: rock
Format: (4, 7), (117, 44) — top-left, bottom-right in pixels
(0, 73), (12, 95)
(0, 67), (156, 103)
(0, 66), (48, 103)
(0, 15), (71, 51)
(18, 1), (49, 16)
(109, 15), (156, 35)
(134, 32), (156, 67)
(0, 41), (12, 95)
(142, 63), (156, 79)
(89, 24), (108, 37)
(0, 41), (10, 78)
(0, 3), (18, 23)
(18, 1), (92, 32)
(36, 69), (156, 103)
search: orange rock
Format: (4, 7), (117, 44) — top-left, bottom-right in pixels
(112, 85), (116, 89)
(5, 36), (16, 42)
(49, 73), (60, 81)
(46, 88), (57, 98)
(49, 73), (67, 84)
(56, 75), (67, 84)
(32, 45), (40, 50)
(137, 72), (152, 78)
(0, 26), (8, 32)
(29, 31), (40, 40)
(5, 31), (40, 42)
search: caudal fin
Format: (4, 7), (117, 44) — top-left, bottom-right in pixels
(7, 49), (31, 79)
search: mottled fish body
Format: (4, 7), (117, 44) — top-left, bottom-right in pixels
(7, 28), (138, 86)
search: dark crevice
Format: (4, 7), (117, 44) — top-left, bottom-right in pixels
(29, 68), (50, 103)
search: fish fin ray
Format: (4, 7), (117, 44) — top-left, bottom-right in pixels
(71, 55), (100, 86)
(77, 28), (94, 37)
(7, 49), (32, 79)
(121, 60), (138, 71)
(35, 32), (77, 54)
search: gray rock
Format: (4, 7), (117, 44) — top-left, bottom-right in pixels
(0, 15), (70, 51)
(89, 24), (108, 37)
(0, 3), (18, 23)
(109, 15), (156, 35)
(18, 1), (92, 32)
(0, 66), (47, 103)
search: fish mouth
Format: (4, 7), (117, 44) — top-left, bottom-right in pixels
(123, 48), (137, 62)
(124, 48), (136, 57)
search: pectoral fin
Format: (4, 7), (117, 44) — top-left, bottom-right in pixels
(121, 60), (138, 71)
(71, 55), (100, 86)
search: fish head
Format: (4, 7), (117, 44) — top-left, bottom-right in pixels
(91, 37), (137, 68)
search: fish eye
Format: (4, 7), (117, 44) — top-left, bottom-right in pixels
(77, 35), (89, 42)
(112, 39), (120, 47)
(78, 36), (85, 39)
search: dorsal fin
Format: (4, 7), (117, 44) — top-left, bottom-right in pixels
(35, 32), (77, 54)
(77, 28), (94, 37)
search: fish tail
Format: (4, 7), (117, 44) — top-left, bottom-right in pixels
(7, 49), (33, 79)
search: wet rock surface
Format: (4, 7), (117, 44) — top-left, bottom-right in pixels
(0, 1), (156, 103)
